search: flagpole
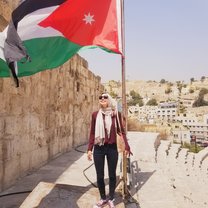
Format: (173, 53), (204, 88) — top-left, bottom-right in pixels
(120, 0), (128, 198)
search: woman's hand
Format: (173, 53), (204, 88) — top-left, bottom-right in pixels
(125, 150), (133, 157)
(87, 150), (93, 161)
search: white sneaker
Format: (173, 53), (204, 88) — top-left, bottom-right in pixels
(108, 199), (115, 208)
(93, 199), (108, 208)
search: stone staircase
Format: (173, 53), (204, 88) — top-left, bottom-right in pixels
(127, 132), (208, 208)
(155, 139), (208, 208)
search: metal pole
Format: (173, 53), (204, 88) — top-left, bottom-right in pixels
(121, 1), (127, 122)
(120, 0), (128, 197)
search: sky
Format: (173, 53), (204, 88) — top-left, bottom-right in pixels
(79, 0), (208, 83)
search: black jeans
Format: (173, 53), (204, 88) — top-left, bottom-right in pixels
(93, 143), (118, 200)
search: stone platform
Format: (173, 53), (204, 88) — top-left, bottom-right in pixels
(0, 131), (208, 208)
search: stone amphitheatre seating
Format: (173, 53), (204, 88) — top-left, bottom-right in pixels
(194, 147), (208, 168)
(156, 140), (208, 175)
(154, 139), (208, 208)
(127, 132), (208, 208)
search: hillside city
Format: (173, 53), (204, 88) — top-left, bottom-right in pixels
(104, 76), (208, 150)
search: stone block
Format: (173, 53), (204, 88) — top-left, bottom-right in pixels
(20, 152), (31, 176)
(30, 146), (49, 170)
(0, 117), (5, 135)
(194, 147), (208, 168)
(167, 143), (181, 159)
(178, 148), (188, 164)
(0, 161), (3, 192)
(156, 140), (171, 162)
(48, 140), (59, 158)
(3, 157), (20, 190)
(0, 142), (2, 161)
(1, 137), (14, 161)
(4, 117), (20, 135)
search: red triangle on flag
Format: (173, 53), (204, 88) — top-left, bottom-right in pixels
(39, 0), (122, 54)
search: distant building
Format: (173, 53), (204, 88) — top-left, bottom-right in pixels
(138, 105), (158, 124)
(128, 106), (139, 117)
(128, 105), (158, 124)
(175, 114), (208, 141)
(171, 124), (191, 144)
(157, 102), (177, 123)
(180, 94), (196, 108)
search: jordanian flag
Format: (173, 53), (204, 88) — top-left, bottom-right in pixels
(0, 0), (122, 83)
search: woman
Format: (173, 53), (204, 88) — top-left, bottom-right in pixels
(87, 93), (131, 208)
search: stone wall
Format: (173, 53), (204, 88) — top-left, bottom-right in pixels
(0, 0), (13, 26)
(0, 0), (104, 191)
(0, 55), (103, 191)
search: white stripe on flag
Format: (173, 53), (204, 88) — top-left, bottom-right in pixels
(14, 62), (18, 76)
(17, 6), (64, 41)
(0, 32), (6, 61)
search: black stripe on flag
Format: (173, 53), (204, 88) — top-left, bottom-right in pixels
(4, 0), (66, 87)
(12, 0), (66, 28)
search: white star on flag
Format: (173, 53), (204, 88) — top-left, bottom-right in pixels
(83, 12), (95, 25)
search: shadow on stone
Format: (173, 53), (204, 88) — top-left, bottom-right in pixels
(130, 160), (156, 195)
(20, 182), (126, 208)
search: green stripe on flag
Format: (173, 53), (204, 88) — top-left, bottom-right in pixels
(0, 58), (10, 77)
(0, 36), (82, 78)
(17, 36), (82, 77)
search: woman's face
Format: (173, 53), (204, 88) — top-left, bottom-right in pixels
(99, 94), (109, 108)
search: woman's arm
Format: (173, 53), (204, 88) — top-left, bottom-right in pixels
(87, 111), (97, 151)
(117, 112), (131, 153)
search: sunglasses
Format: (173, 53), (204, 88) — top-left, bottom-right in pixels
(99, 95), (108, 100)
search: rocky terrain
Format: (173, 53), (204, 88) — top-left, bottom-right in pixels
(104, 78), (208, 104)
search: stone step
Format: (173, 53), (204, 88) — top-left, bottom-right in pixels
(167, 143), (181, 160)
(177, 148), (188, 164)
(185, 152), (195, 174)
(156, 140), (171, 162)
(193, 147), (208, 168)
(200, 156), (208, 178)
(127, 131), (158, 162)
